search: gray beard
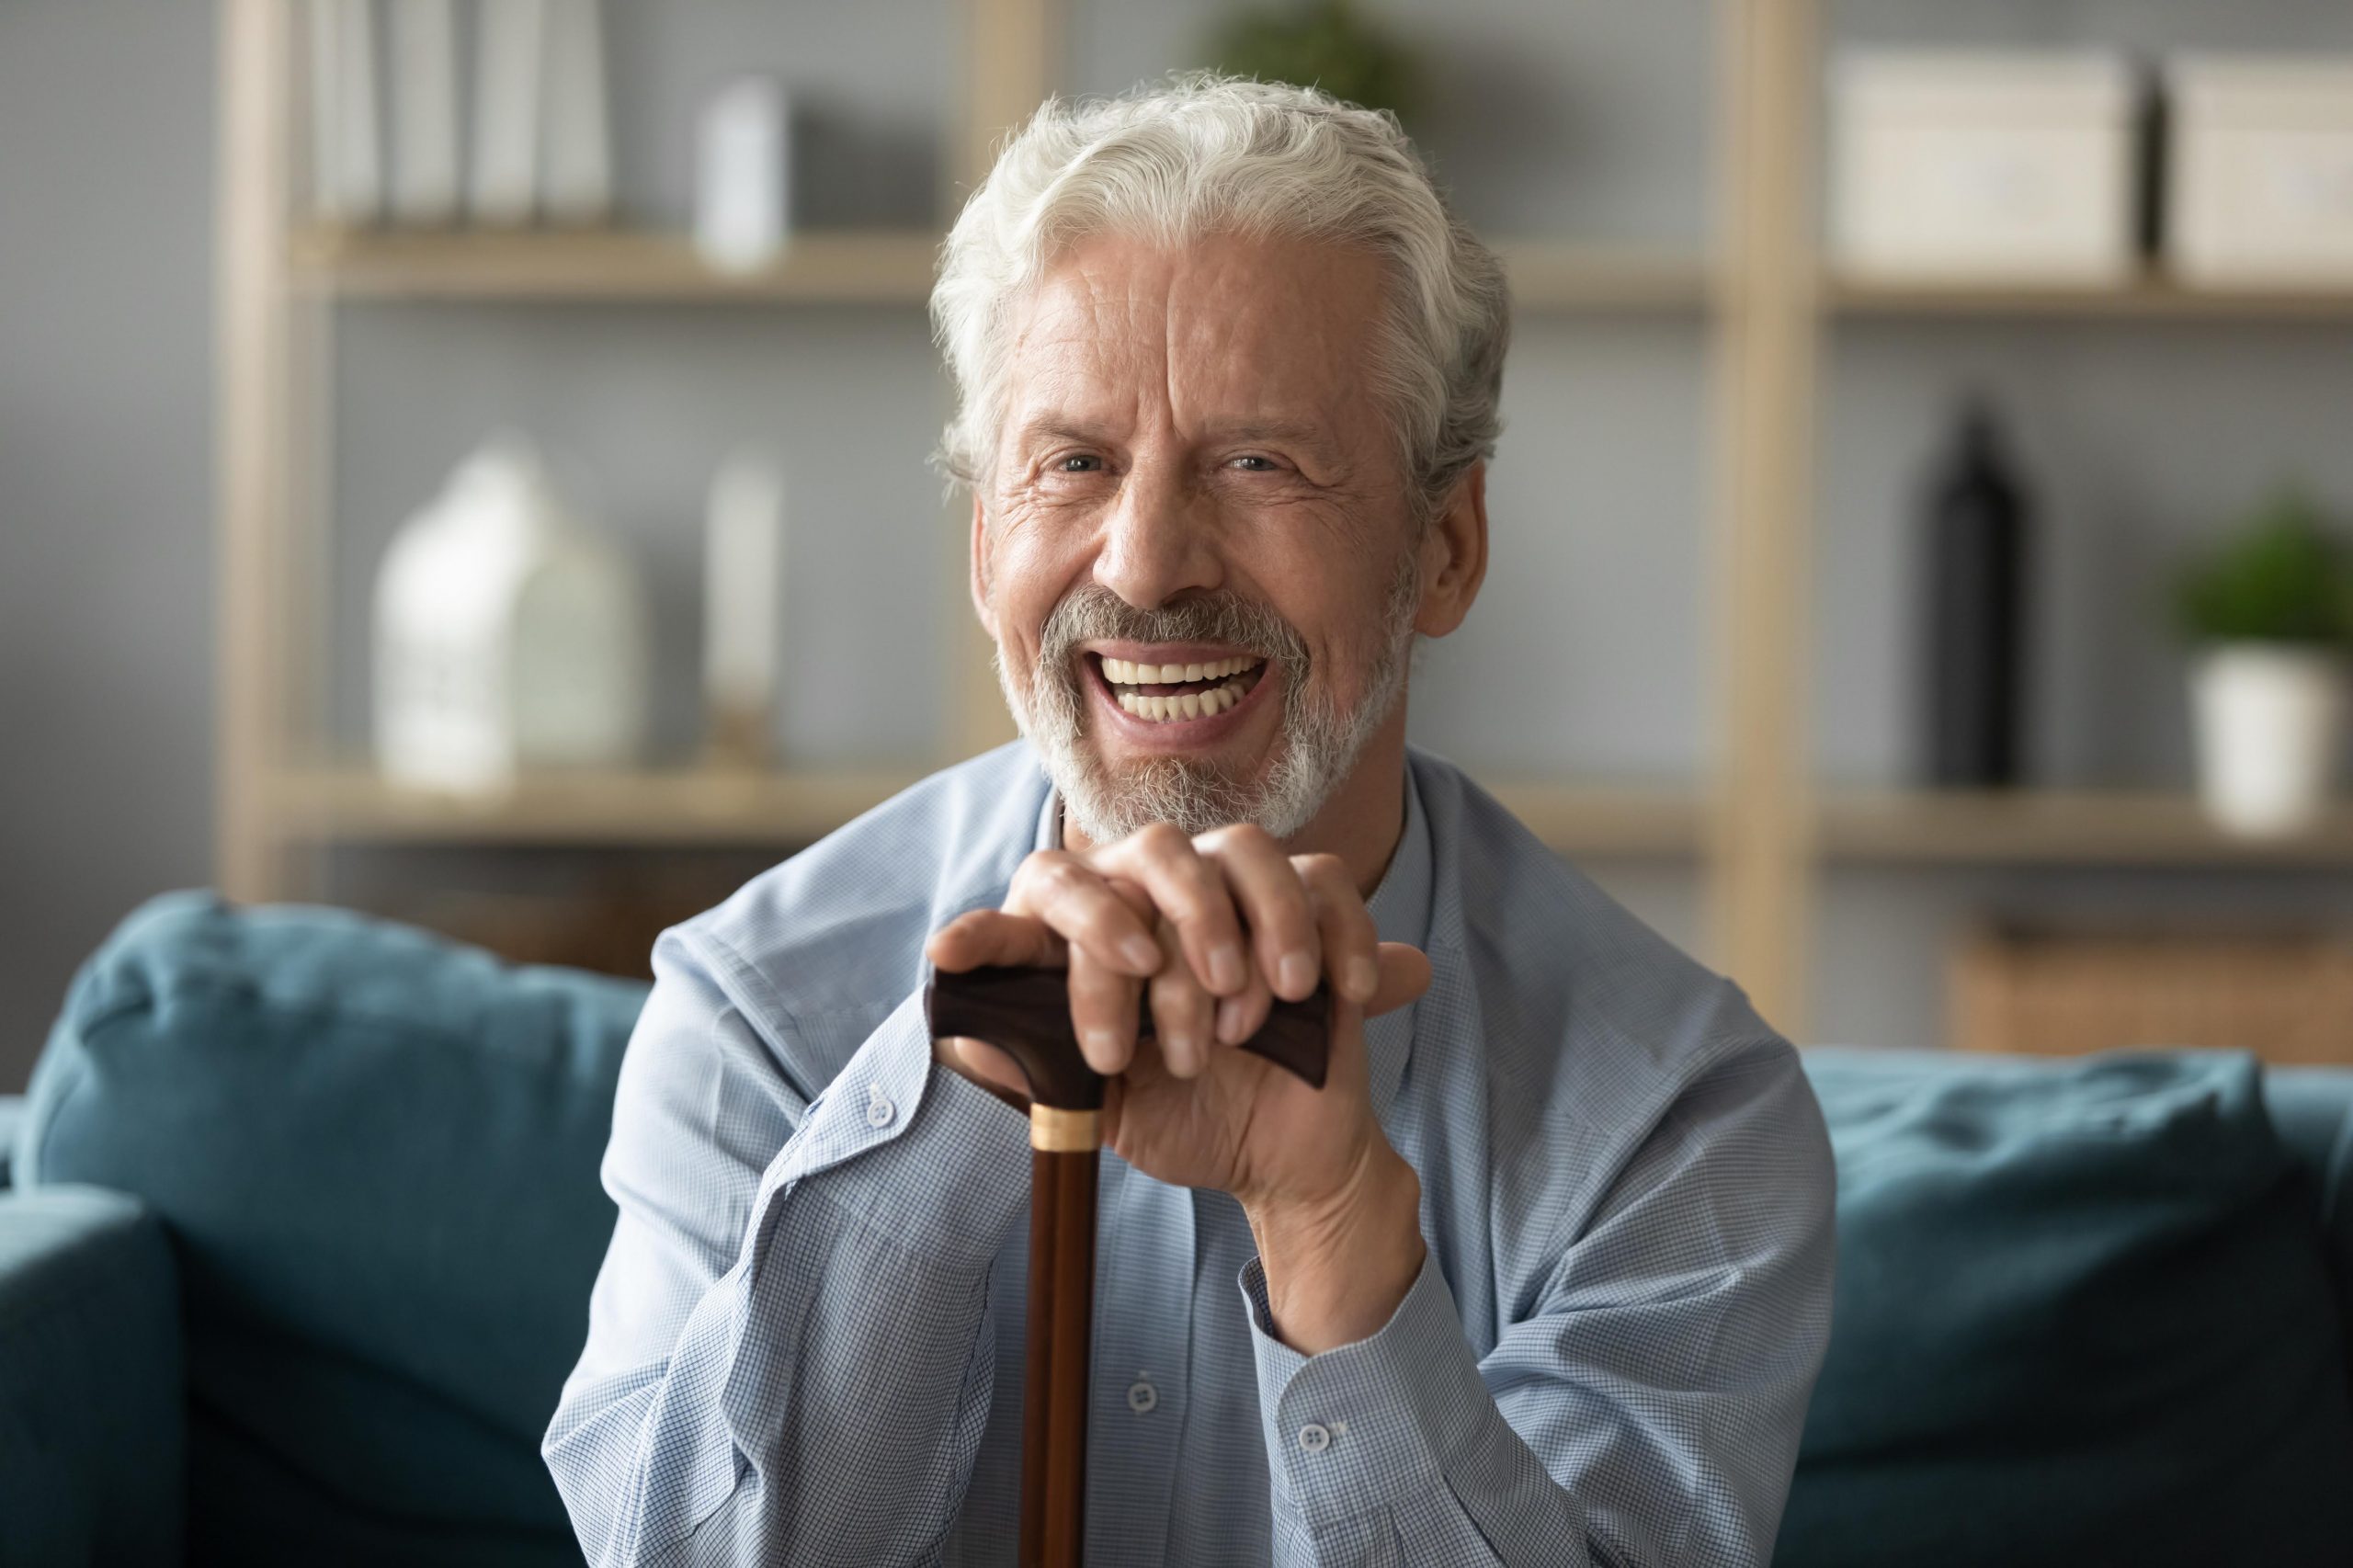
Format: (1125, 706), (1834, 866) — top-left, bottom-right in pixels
(998, 553), (1422, 846)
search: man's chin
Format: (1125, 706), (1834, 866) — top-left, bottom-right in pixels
(1058, 735), (1271, 843)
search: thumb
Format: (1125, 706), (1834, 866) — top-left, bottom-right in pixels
(1366, 942), (1432, 1017)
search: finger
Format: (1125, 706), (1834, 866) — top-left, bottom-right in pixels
(1147, 914), (1219, 1077)
(1198, 824), (1321, 1002)
(1066, 906), (1146, 1075)
(924, 908), (1063, 973)
(1066, 878), (1156, 1074)
(1367, 942), (1433, 1017)
(1213, 963), (1274, 1050)
(1005, 850), (1163, 976)
(1087, 824), (1249, 996)
(1293, 852), (1380, 1005)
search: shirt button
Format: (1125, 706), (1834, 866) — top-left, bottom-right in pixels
(1127, 1378), (1157, 1415)
(1296, 1422), (1331, 1454)
(865, 1090), (895, 1128)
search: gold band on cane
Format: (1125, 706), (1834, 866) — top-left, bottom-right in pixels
(1029, 1106), (1101, 1152)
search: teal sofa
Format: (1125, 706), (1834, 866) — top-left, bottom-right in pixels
(5, 892), (2350, 1566)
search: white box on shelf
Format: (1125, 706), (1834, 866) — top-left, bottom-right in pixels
(2168, 56), (2353, 286)
(1832, 51), (2142, 284)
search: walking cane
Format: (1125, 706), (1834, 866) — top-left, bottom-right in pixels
(926, 964), (1331, 1567)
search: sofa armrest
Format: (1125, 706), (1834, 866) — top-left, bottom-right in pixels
(0, 1186), (183, 1565)
(0, 1094), (25, 1187)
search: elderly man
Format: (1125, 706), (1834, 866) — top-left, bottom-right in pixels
(546, 74), (1834, 1566)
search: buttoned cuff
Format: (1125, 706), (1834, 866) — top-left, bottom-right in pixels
(1238, 1246), (1494, 1530)
(756, 987), (1034, 1272)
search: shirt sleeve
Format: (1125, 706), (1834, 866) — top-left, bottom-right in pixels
(1236, 1038), (1836, 1566)
(543, 926), (1034, 1568)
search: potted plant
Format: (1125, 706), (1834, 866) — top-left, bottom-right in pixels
(1210, 0), (1421, 125)
(2174, 488), (2353, 836)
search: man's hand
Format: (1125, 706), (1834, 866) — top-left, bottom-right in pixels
(924, 824), (1433, 1352)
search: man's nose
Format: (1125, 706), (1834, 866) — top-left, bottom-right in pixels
(1092, 459), (1221, 610)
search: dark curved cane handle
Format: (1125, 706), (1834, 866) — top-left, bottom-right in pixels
(925, 964), (1330, 1110)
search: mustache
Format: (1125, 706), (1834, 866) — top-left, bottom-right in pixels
(1034, 585), (1308, 677)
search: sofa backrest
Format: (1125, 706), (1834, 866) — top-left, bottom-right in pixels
(1785, 1047), (2353, 1568)
(24, 892), (648, 1567)
(25, 895), (2353, 1567)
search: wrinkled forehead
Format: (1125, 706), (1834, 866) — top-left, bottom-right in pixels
(999, 229), (1392, 446)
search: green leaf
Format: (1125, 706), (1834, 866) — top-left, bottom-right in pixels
(2175, 486), (2353, 645)
(1207, 0), (1422, 125)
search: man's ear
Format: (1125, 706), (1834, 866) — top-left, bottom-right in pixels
(969, 493), (998, 639)
(1414, 462), (1488, 639)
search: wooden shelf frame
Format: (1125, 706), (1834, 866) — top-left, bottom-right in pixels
(291, 226), (947, 302)
(267, 768), (1702, 857)
(1818, 790), (2353, 867)
(290, 224), (1714, 313)
(217, 0), (2352, 1041)
(1828, 273), (2353, 321)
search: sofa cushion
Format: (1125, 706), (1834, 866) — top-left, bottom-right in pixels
(22, 892), (649, 1566)
(0, 1185), (183, 1565)
(1782, 1048), (2353, 1568)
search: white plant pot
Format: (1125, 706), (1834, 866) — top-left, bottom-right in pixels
(2188, 643), (2347, 837)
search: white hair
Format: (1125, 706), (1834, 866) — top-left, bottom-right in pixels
(930, 71), (1511, 521)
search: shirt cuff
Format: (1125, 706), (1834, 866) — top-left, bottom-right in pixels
(755, 987), (1035, 1272)
(1238, 1245), (1495, 1530)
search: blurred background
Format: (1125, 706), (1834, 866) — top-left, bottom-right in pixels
(6, 0), (2353, 1094)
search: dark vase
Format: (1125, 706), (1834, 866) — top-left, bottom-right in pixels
(1919, 400), (2032, 788)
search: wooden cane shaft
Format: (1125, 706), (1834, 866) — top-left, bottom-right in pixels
(1020, 1144), (1097, 1568)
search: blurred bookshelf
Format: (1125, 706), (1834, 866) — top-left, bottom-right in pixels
(215, 0), (2353, 1040)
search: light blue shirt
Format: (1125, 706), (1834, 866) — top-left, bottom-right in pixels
(545, 742), (1835, 1565)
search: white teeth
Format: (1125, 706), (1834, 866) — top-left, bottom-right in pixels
(1115, 675), (1255, 722)
(1097, 653), (1267, 686)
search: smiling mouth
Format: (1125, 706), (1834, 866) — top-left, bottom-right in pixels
(1091, 653), (1268, 722)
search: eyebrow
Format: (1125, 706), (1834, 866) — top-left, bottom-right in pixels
(1011, 415), (1345, 462)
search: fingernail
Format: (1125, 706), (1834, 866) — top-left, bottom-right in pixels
(1122, 934), (1162, 971)
(1348, 956), (1379, 1002)
(1083, 1028), (1122, 1068)
(1217, 995), (1250, 1044)
(1210, 945), (1245, 993)
(1165, 1031), (1196, 1075)
(1279, 953), (1315, 998)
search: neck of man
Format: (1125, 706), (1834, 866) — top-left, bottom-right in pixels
(1061, 703), (1412, 901)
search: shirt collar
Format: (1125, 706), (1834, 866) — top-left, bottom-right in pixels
(1036, 759), (1432, 1118)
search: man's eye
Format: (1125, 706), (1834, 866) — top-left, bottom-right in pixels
(1230, 455), (1279, 472)
(1052, 455), (1102, 473)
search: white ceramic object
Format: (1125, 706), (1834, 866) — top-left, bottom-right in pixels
(701, 448), (785, 763)
(1832, 51), (2141, 283)
(387, 0), (460, 225)
(697, 77), (790, 273)
(2168, 56), (2353, 286)
(307, 0), (381, 224)
(540, 0), (612, 225)
(374, 439), (648, 793)
(2189, 644), (2347, 837)
(471, 0), (546, 225)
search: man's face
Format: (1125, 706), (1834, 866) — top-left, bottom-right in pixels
(976, 230), (1426, 844)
